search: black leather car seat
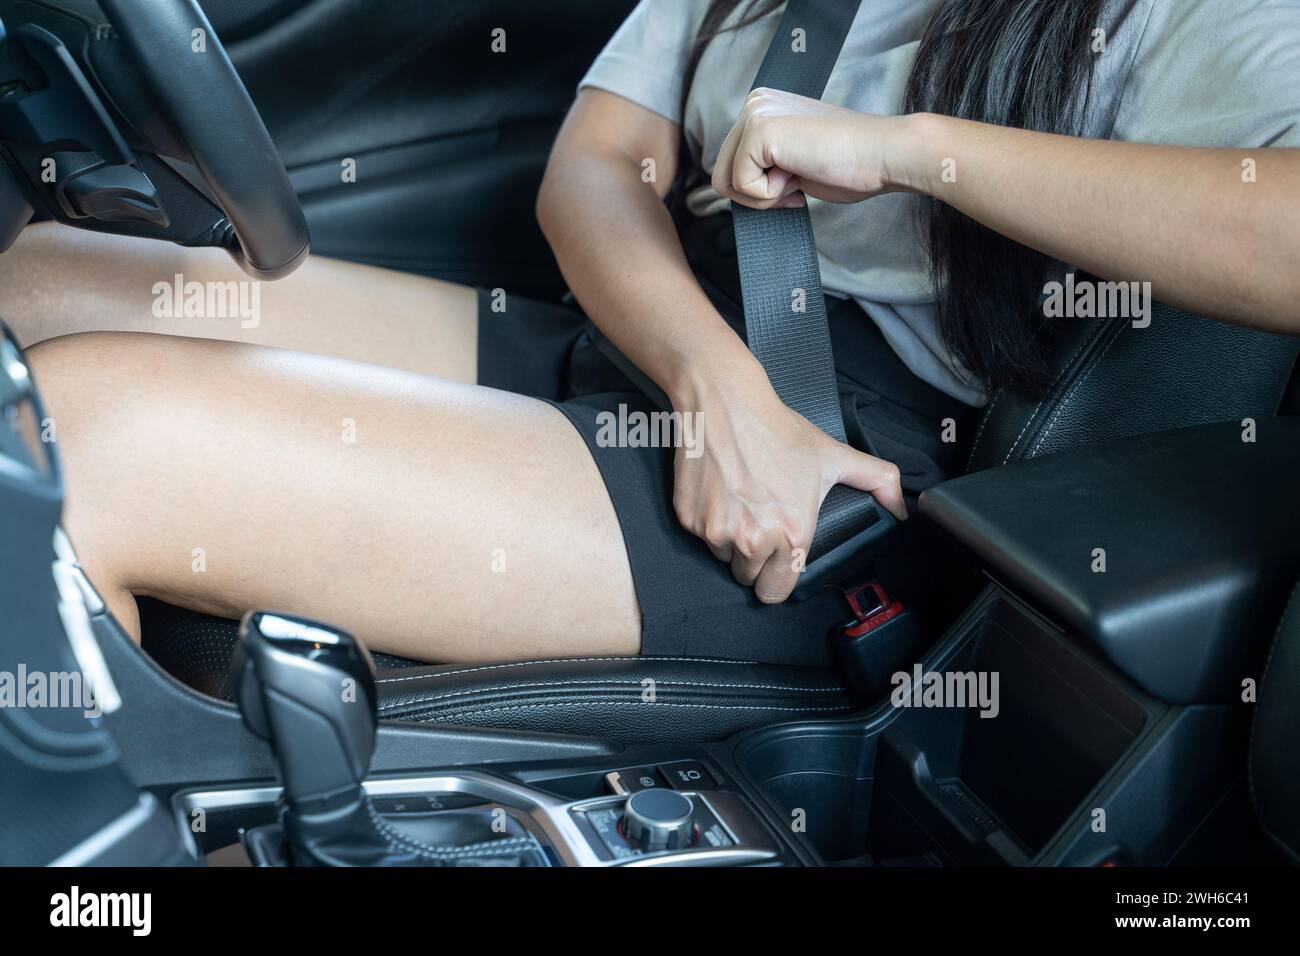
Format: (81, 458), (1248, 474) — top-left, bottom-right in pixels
(143, 301), (1298, 742)
(964, 301), (1297, 471)
(1248, 574), (1300, 868)
(1250, 579), (1300, 862)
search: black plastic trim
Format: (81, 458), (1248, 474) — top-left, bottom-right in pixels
(919, 420), (1300, 703)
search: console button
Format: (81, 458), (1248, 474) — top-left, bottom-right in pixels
(605, 767), (663, 795)
(372, 794), (482, 814)
(658, 761), (716, 790)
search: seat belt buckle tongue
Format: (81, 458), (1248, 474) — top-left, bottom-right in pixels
(791, 501), (896, 602)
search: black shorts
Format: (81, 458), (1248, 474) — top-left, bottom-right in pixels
(477, 215), (976, 667)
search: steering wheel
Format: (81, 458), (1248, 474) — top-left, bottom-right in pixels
(0, 0), (309, 279)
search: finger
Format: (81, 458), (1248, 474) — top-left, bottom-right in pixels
(701, 519), (735, 564)
(697, 519), (734, 563)
(730, 170), (803, 210)
(729, 536), (771, 587)
(752, 544), (800, 604)
(711, 118), (744, 198)
(714, 89), (768, 197)
(730, 118), (789, 205)
(708, 540), (735, 563)
(673, 481), (732, 561)
(831, 446), (908, 521)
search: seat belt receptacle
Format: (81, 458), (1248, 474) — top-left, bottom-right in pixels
(829, 581), (924, 704)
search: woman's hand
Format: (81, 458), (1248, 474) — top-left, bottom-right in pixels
(671, 366), (907, 604)
(712, 88), (919, 208)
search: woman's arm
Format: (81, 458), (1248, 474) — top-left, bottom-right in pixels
(539, 89), (906, 604)
(713, 89), (1300, 334)
(902, 116), (1300, 333)
(538, 89), (762, 405)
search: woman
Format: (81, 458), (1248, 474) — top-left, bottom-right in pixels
(10, 0), (1300, 666)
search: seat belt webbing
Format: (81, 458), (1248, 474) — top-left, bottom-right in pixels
(732, 0), (880, 561)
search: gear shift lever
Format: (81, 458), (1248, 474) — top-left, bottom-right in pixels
(233, 611), (548, 867)
(233, 611), (377, 814)
(232, 611), (402, 865)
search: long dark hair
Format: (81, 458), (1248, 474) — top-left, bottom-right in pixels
(682, 0), (1106, 397)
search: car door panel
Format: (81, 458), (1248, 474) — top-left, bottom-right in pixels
(205, 0), (637, 298)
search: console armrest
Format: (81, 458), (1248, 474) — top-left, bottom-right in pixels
(920, 420), (1300, 703)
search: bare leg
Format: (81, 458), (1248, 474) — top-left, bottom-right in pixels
(27, 332), (640, 662)
(0, 223), (478, 382)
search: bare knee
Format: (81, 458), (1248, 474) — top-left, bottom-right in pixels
(24, 332), (200, 637)
(28, 330), (160, 401)
(0, 224), (223, 348)
(26, 331), (186, 468)
(25, 332), (316, 627)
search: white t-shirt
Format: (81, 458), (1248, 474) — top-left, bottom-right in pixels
(579, 0), (1300, 406)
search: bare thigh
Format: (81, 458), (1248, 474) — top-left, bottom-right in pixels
(26, 332), (640, 662)
(0, 222), (478, 381)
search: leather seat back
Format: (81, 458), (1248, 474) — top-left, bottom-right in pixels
(966, 303), (1299, 472)
(1252, 583), (1300, 862)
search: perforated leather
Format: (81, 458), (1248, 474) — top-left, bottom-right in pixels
(138, 598), (423, 699)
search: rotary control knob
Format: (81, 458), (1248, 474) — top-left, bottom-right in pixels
(621, 788), (696, 852)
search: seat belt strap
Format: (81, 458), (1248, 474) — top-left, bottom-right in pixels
(732, 0), (893, 590)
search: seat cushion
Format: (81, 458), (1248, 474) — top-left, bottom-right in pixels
(139, 600), (854, 743)
(138, 599), (427, 698)
(374, 655), (855, 744)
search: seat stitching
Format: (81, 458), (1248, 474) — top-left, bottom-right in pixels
(1000, 403), (1044, 467)
(1247, 580), (1300, 860)
(1001, 320), (1111, 467)
(965, 389), (1003, 471)
(374, 656), (761, 685)
(377, 678), (846, 708)
(407, 700), (856, 721)
(1027, 325), (1126, 459)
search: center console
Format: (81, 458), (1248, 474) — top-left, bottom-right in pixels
(178, 608), (790, 867)
(177, 762), (785, 867)
(170, 583), (1238, 868)
(167, 586), (1240, 869)
(724, 420), (1299, 867)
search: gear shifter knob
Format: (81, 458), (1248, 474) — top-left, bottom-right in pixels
(231, 611), (543, 867)
(233, 611), (377, 813)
